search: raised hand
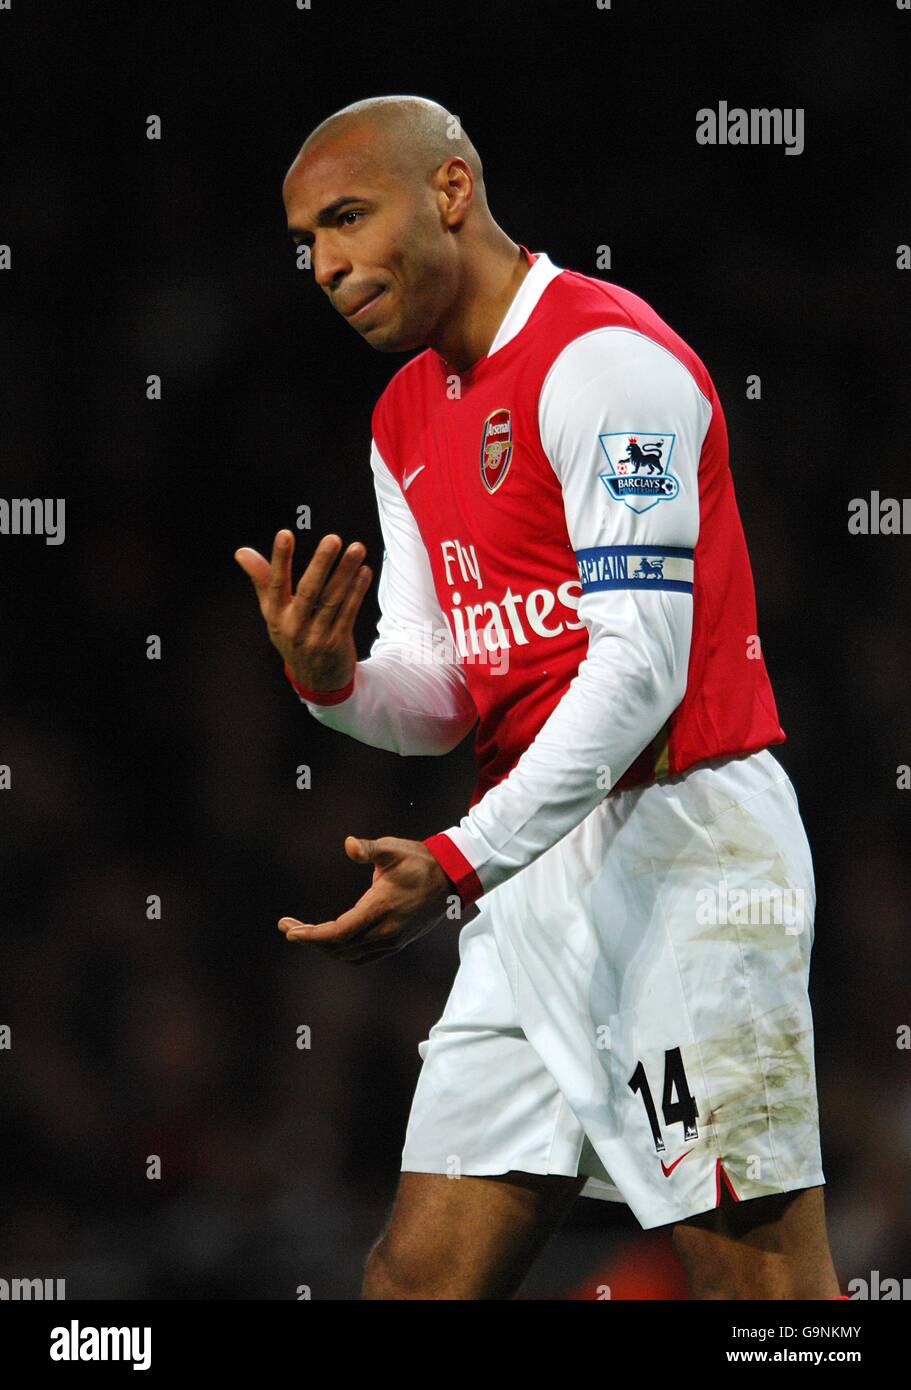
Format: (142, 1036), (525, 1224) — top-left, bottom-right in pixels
(234, 530), (372, 692)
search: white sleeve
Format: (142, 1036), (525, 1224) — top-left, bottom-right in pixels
(293, 438), (477, 756)
(425, 327), (710, 902)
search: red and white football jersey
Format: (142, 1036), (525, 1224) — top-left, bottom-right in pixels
(289, 246), (785, 906)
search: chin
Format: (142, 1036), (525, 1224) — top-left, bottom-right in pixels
(367, 327), (425, 354)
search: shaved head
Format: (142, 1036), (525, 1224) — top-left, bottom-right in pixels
(301, 95), (488, 210)
(282, 94), (524, 366)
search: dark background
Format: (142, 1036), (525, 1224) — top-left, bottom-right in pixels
(1, 0), (908, 1299)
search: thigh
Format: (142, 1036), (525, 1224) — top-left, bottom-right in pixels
(401, 905), (592, 1185)
(487, 753), (825, 1230)
(671, 1183), (839, 1298)
(364, 1168), (586, 1300)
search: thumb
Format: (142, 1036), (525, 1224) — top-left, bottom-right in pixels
(345, 835), (402, 872)
(345, 835), (375, 862)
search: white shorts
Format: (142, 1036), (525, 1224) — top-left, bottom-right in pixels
(401, 748), (826, 1230)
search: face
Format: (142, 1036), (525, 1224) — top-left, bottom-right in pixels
(283, 130), (458, 353)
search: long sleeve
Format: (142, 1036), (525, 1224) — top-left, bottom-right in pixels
(288, 438), (478, 756)
(424, 327), (711, 905)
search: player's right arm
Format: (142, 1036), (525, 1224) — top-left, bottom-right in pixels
(235, 438), (477, 757)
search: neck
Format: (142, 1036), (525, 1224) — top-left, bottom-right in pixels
(430, 234), (531, 374)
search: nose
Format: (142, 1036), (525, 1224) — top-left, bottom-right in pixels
(311, 237), (350, 292)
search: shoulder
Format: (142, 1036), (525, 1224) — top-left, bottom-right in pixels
(541, 325), (714, 422)
(536, 268), (716, 406)
(535, 282), (716, 488)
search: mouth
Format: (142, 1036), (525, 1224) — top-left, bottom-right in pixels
(342, 287), (386, 320)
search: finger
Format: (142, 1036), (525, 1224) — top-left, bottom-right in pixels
(331, 564), (373, 634)
(288, 535), (344, 626)
(279, 888), (388, 943)
(280, 922), (369, 956)
(290, 537), (364, 635)
(265, 529), (295, 615)
(234, 546), (271, 593)
(303, 540), (366, 634)
(281, 916), (371, 943)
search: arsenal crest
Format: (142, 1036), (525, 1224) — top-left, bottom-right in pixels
(479, 407), (513, 493)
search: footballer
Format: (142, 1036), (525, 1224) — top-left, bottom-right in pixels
(235, 96), (845, 1301)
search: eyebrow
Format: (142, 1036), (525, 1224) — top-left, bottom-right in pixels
(288, 196), (372, 246)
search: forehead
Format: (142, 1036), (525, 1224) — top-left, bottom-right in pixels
(283, 127), (396, 218)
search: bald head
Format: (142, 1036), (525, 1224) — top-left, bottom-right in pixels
(300, 95), (487, 209)
(282, 95), (519, 359)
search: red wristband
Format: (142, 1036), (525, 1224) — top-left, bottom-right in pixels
(423, 832), (484, 908)
(283, 662), (355, 705)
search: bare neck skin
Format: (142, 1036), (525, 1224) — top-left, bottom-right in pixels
(430, 237), (531, 373)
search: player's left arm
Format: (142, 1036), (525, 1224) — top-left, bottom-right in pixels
(422, 327), (710, 908)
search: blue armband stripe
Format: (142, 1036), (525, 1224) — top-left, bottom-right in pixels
(575, 545), (694, 593)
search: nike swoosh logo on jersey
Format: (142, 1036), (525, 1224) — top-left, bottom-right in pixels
(402, 464), (426, 491)
(660, 1150), (693, 1177)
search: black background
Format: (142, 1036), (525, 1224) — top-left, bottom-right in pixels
(1, 0), (908, 1299)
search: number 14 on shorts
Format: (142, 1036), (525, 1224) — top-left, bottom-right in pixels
(629, 1047), (699, 1153)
